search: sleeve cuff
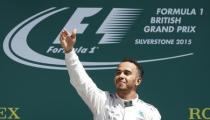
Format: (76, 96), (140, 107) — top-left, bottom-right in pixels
(65, 48), (79, 64)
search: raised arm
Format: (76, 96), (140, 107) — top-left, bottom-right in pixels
(60, 29), (106, 114)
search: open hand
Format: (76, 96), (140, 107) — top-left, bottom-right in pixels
(60, 28), (77, 53)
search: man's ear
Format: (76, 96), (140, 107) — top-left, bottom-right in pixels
(136, 78), (141, 86)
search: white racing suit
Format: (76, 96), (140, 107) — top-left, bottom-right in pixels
(65, 49), (161, 120)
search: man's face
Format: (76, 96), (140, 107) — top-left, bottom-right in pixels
(114, 62), (141, 92)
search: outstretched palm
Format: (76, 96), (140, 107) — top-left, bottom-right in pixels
(60, 29), (77, 53)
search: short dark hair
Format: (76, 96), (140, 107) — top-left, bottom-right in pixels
(120, 58), (144, 80)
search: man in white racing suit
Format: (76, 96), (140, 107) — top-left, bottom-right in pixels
(60, 29), (161, 120)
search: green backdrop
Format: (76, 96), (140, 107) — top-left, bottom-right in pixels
(0, 0), (209, 120)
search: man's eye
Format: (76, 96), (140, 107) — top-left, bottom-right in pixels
(124, 71), (131, 76)
(116, 71), (121, 75)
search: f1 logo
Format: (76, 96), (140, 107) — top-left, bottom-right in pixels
(53, 7), (142, 44)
